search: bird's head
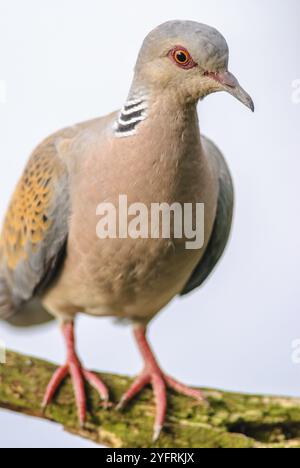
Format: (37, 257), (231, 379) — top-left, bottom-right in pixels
(134, 20), (254, 111)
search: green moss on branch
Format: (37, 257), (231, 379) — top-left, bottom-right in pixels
(1, 351), (300, 448)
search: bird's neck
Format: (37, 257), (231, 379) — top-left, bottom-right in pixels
(114, 87), (149, 138)
(114, 84), (202, 150)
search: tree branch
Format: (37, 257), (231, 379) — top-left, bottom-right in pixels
(1, 350), (300, 448)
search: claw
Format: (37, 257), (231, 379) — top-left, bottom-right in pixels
(153, 425), (163, 443)
(116, 397), (127, 412)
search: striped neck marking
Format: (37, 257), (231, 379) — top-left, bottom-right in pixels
(114, 98), (148, 138)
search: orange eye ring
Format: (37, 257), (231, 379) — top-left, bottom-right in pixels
(174, 49), (189, 65)
(168, 46), (197, 70)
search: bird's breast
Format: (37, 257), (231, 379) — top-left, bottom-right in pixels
(43, 115), (218, 321)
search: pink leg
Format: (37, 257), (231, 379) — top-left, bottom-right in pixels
(42, 322), (110, 426)
(118, 325), (205, 441)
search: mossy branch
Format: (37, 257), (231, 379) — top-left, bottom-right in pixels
(1, 350), (300, 448)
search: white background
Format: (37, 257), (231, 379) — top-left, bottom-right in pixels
(0, 0), (299, 448)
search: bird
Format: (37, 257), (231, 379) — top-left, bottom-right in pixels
(0, 20), (254, 441)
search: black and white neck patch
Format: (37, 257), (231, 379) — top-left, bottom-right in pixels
(114, 98), (148, 138)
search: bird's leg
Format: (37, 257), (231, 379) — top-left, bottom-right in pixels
(42, 321), (109, 426)
(117, 325), (205, 441)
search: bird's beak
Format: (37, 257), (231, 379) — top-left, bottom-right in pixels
(205, 70), (255, 112)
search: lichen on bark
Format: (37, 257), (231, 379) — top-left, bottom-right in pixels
(1, 351), (300, 448)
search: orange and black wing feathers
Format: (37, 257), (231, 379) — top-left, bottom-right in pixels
(0, 135), (70, 312)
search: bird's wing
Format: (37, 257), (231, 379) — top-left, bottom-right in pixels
(0, 127), (77, 319)
(180, 136), (234, 296)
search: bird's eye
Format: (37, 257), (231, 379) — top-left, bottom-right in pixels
(174, 50), (189, 64)
(168, 46), (197, 70)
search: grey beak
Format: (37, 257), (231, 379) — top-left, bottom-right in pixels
(207, 71), (255, 112)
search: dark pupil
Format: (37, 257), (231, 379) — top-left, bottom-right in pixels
(176, 52), (187, 63)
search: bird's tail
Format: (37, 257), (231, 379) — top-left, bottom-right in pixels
(0, 275), (54, 327)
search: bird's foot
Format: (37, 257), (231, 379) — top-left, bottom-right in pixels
(117, 368), (204, 441)
(117, 326), (205, 442)
(42, 357), (110, 426)
(42, 323), (110, 427)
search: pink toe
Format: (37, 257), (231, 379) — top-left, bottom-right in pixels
(117, 373), (150, 410)
(69, 360), (86, 425)
(165, 375), (204, 401)
(152, 373), (167, 437)
(42, 365), (68, 408)
(83, 370), (109, 402)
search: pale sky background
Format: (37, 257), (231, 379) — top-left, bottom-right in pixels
(0, 0), (299, 448)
